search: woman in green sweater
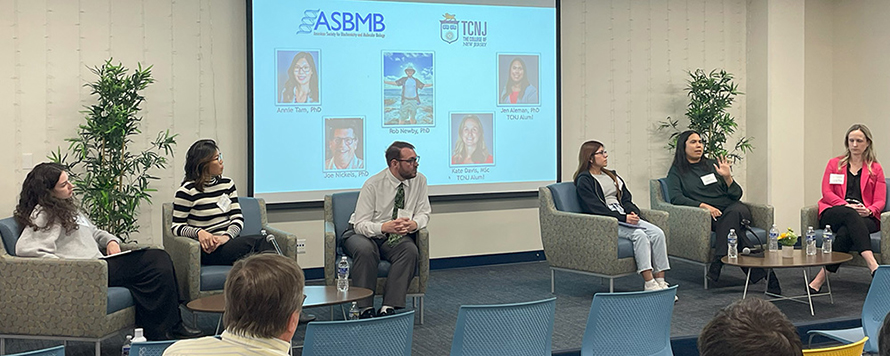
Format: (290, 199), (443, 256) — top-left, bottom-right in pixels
(667, 130), (780, 293)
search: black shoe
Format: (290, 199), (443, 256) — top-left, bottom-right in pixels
(708, 260), (724, 283)
(872, 269), (876, 278)
(767, 272), (782, 295)
(808, 285), (823, 295)
(377, 307), (396, 317)
(299, 313), (317, 324)
(166, 322), (203, 340)
(359, 307), (376, 319)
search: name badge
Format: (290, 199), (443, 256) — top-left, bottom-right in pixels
(217, 195), (232, 212)
(829, 174), (844, 185)
(700, 173), (718, 186)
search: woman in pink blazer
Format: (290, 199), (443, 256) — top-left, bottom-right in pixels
(809, 124), (886, 294)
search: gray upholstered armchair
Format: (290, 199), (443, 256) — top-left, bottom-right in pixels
(538, 182), (669, 293)
(323, 192), (429, 324)
(162, 197), (297, 301)
(0, 217), (137, 356)
(800, 177), (890, 266)
(649, 178), (773, 289)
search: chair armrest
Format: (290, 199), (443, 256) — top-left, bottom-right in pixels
(652, 203), (712, 263)
(539, 205), (633, 275)
(324, 221), (337, 286)
(800, 205), (819, 233)
(640, 209), (669, 234)
(744, 202), (774, 231)
(120, 243), (162, 251)
(881, 212), (890, 262)
(163, 233), (201, 301)
(0, 255), (110, 334)
(415, 227), (430, 293)
(262, 225), (297, 259)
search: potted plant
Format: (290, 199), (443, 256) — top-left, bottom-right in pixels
(778, 228), (799, 258)
(51, 58), (176, 243)
(659, 69), (753, 161)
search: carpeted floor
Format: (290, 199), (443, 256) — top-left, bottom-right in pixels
(3, 258), (873, 355)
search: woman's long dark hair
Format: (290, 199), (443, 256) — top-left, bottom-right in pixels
(282, 52), (319, 103)
(573, 140), (622, 199)
(183, 139), (220, 192)
(14, 162), (79, 233)
(499, 57), (530, 103)
(671, 130), (704, 174)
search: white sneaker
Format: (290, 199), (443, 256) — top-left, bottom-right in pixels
(644, 280), (661, 291)
(656, 279), (669, 289)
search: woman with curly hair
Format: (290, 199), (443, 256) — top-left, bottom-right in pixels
(14, 162), (200, 340)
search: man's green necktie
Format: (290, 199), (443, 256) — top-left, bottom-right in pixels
(386, 183), (405, 246)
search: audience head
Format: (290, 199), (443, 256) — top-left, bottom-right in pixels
(573, 140), (605, 180)
(699, 298), (802, 356)
(385, 141), (418, 180)
(14, 162), (79, 233)
(183, 139), (223, 191)
(223, 254), (305, 341)
(672, 130), (704, 173)
(842, 123), (876, 167)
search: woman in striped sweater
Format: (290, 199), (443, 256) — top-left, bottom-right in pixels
(171, 139), (274, 265)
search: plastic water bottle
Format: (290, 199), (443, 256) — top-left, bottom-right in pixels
(121, 335), (132, 356)
(337, 256), (350, 292)
(132, 328), (147, 343)
(348, 302), (360, 320)
(806, 226), (817, 256)
(727, 229), (738, 259)
(822, 225), (833, 254)
(768, 224), (779, 251)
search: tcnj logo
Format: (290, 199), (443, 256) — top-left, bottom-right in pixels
(439, 13), (487, 47)
(296, 9), (385, 35)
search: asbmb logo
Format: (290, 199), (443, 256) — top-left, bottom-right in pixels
(296, 9), (385, 35)
(440, 13), (459, 44)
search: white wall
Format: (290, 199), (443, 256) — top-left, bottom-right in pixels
(6, 0), (887, 270)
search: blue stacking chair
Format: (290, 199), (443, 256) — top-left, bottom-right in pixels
(581, 286), (677, 356)
(7, 345), (64, 356)
(450, 298), (556, 356)
(129, 340), (177, 356)
(808, 265), (890, 353)
(303, 310), (415, 356)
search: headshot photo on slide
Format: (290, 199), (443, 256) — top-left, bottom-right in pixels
(277, 50), (320, 105)
(450, 113), (494, 166)
(323, 117), (365, 171)
(497, 54), (539, 106)
(383, 51), (434, 126)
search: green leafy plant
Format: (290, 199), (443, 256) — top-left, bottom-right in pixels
(778, 228), (799, 246)
(658, 69), (753, 161)
(51, 58), (176, 243)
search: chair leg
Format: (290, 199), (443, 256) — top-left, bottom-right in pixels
(703, 264), (709, 290)
(551, 269), (555, 293)
(609, 278), (614, 293)
(94, 340), (100, 356)
(1, 337), (6, 356)
(420, 296), (424, 325)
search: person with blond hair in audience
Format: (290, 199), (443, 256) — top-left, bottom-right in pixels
(164, 254), (305, 355)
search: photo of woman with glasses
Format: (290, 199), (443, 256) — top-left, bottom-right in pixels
(278, 51), (319, 104)
(324, 118), (365, 171)
(171, 139), (275, 265)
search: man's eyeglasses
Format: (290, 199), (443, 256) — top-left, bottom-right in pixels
(397, 156), (420, 164)
(592, 150), (608, 156)
(332, 137), (357, 145)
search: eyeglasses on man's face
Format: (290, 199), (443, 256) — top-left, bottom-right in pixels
(332, 137), (357, 145)
(397, 156), (420, 164)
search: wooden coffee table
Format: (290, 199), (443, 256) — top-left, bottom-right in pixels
(187, 285), (374, 333)
(722, 249), (852, 316)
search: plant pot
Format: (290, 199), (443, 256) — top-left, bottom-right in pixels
(781, 246), (794, 258)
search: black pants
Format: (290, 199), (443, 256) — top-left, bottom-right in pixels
(200, 234), (276, 266)
(712, 202), (755, 257)
(342, 227), (418, 309)
(106, 249), (182, 340)
(819, 206), (880, 272)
